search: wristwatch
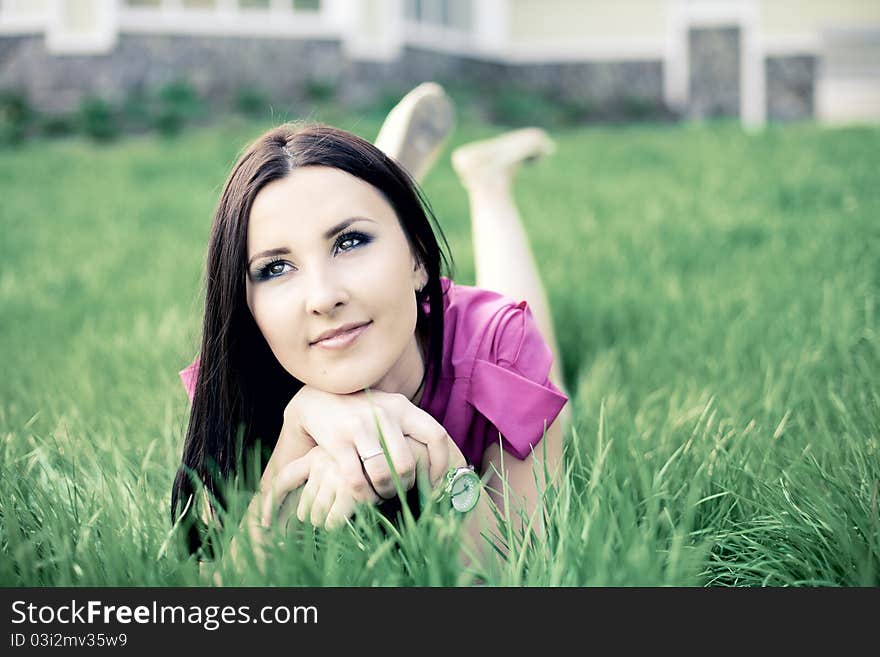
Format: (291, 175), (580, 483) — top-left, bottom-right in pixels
(444, 465), (481, 513)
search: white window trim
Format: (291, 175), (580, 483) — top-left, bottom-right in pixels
(399, 0), (496, 58)
(0, 0), (51, 35)
(118, 0), (340, 39)
(341, 0), (404, 62)
(46, 0), (118, 55)
(473, 0), (505, 51)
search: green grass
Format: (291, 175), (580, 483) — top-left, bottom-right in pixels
(1, 112), (878, 586)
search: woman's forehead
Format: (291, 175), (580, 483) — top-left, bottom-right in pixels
(248, 166), (396, 245)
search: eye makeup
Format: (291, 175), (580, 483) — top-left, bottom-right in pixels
(251, 229), (373, 281)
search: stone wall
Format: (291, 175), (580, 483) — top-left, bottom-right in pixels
(0, 34), (348, 114)
(766, 55), (816, 121)
(688, 26), (741, 119)
(0, 32), (818, 122)
(0, 34), (666, 118)
(346, 48), (665, 111)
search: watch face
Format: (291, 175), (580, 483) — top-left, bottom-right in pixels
(450, 471), (480, 512)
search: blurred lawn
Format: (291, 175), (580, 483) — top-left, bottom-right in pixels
(1, 112), (878, 586)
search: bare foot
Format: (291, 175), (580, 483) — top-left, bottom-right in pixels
(451, 127), (556, 188)
(374, 82), (455, 183)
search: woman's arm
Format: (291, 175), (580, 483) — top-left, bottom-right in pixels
(201, 388), (548, 582)
(474, 415), (565, 558)
(202, 386), (450, 582)
(444, 447), (505, 571)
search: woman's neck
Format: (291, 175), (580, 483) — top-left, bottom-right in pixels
(371, 331), (426, 406)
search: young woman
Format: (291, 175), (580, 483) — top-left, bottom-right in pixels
(172, 83), (571, 571)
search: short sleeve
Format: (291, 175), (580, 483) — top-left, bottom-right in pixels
(179, 357), (200, 403)
(467, 300), (568, 460)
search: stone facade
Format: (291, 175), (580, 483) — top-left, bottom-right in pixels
(688, 26), (741, 119)
(0, 33), (666, 118)
(0, 31), (819, 122)
(0, 34), (347, 114)
(766, 55), (816, 121)
(346, 48), (665, 111)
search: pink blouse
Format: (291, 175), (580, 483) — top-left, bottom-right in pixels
(179, 276), (568, 466)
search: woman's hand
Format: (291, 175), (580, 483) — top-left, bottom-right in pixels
(281, 385), (453, 500)
(261, 436), (462, 530)
(261, 444), (374, 531)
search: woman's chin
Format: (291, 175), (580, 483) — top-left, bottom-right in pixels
(296, 360), (395, 396)
(310, 377), (378, 396)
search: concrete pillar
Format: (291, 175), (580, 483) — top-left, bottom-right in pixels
(473, 0), (508, 56)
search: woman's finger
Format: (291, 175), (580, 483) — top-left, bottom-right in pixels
(358, 405), (415, 498)
(333, 442), (379, 504)
(395, 400), (450, 486)
(405, 436), (432, 491)
(295, 393), (384, 502)
(325, 488), (357, 531)
(261, 451), (313, 527)
(309, 477), (337, 528)
(296, 472), (321, 524)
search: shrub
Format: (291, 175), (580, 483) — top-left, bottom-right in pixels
(153, 80), (205, 137)
(485, 86), (676, 127)
(304, 77), (336, 103)
(120, 87), (154, 132)
(78, 96), (120, 142)
(38, 113), (76, 137)
(487, 88), (569, 128)
(0, 90), (34, 145)
(616, 95), (660, 121)
(234, 86), (269, 118)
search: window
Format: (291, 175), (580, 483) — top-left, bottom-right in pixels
(405, 0), (471, 32)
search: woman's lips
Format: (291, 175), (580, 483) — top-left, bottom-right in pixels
(310, 321), (372, 349)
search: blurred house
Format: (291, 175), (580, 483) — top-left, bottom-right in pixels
(1, 0), (878, 125)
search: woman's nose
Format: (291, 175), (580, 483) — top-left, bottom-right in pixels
(304, 267), (349, 316)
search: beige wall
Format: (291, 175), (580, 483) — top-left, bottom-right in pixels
(761, 0), (880, 38)
(508, 0), (669, 44)
(63, 0), (98, 33)
(362, 0), (385, 40)
(509, 0), (880, 45)
(4, 0), (50, 16)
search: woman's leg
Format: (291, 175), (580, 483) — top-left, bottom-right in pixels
(377, 92), (570, 422)
(451, 129), (569, 404)
(373, 82), (454, 184)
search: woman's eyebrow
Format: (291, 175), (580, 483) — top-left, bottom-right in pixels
(321, 216), (376, 240)
(247, 217), (376, 268)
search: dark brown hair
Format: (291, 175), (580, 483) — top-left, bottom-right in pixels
(170, 122), (453, 557)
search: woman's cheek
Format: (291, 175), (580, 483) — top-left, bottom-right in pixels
(257, 289), (303, 358)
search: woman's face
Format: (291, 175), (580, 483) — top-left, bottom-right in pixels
(245, 165), (428, 397)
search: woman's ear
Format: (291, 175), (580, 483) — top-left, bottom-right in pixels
(412, 259), (428, 293)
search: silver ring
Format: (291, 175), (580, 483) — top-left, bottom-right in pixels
(359, 447), (385, 463)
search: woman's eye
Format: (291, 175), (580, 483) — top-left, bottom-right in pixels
(255, 232), (370, 281)
(257, 261), (291, 280)
(336, 232), (368, 254)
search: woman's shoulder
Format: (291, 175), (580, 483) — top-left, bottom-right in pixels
(438, 277), (568, 461)
(438, 276), (523, 329)
(437, 276), (537, 366)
